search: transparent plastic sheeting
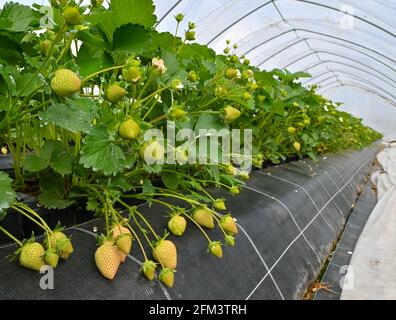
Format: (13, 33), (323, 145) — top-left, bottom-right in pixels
(155, 0), (396, 137)
(5, 1), (396, 134)
(0, 145), (379, 299)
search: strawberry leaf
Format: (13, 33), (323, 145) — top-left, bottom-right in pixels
(38, 172), (74, 209)
(79, 127), (126, 176)
(113, 24), (152, 54)
(39, 97), (98, 133)
(0, 172), (16, 222)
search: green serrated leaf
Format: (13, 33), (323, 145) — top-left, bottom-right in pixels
(86, 197), (101, 212)
(89, 0), (156, 43)
(24, 155), (48, 172)
(15, 72), (45, 97)
(50, 152), (73, 175)
(0, 2), (38, 32)
(39, 98), (97, 133)
(142, 179), (154, 194)
(0, 172), (16, 221)
(162, 171), (180, 190)
(38, 172), (74, 209)
(79, 127), (126, 176)
(109, 175), (133, 192)
(113, 24), (152, 54)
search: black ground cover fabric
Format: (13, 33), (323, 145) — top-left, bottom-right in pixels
(0, 144), (379, 300)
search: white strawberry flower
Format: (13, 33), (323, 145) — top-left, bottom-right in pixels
(155, 94), (163, 103)
(152, 58), (167, 74)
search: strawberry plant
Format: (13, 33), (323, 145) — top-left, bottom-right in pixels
(0, 0), (381, 285)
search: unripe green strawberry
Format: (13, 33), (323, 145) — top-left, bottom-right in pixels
(225, 234), (236, 247)
(171, 78), (184, 90)
(95, 241), (121, 280)
(141, 260), (157, 281)
(225, 164), (238, 176)
(59, 0), (68, 6)
(168, 215), (187, 237)
(40, 40), (52, 56)
(45, 231), (73, 260)
(111, 224), (131, 263)
(119, 119), (140, 140)
(296, 122), (305, 128)
(214, 85), (227, 97)
(224, 106), (241, 122)
(159, 268), (175, 288)
(304, 118), (310, 125)
(220, 215), (238, 235)
(19, 242), (46, 271)
(230, 55), (238, 63)
(242, 69), (254, 79)
(318, 116), (326, 122)
(63, 7), (81, 25)
(187, 70), (198, 82)
(44, 249), (59, 268)
(208, 241), (223, 258)
(174, 13), (184, 23)
(123, 66), (141, 83)
(185, 30), (196, 41)
(242, 92), (252, 101)
(140, 141), (165, 163)
(239, 171), (250, 180)
(153, 239), (177, 269)
(248, 83), (259, 91)
(51, 69), (81, 97)
(258, 95), (266, 102)
(105, 84), (127, 103)
(225, 68), (238, 79)
(223, 47), (230, 54)
(116, 234), (132, 255)
(213, 199), (226, 211)
(168, 105), (188, 120)
(243, 59), (250, 65)
(1, 146), (8, 155)
(230, 186), (240, 195)
(192, 207), (214, 229)
(287, 126), (297, 134)
(293, 141), (301, 152)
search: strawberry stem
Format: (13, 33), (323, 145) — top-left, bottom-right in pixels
(0, 226), (23, 247)
(114, 211), (148, 261)
(116, 199), (159, 241)
(181, 212), (212, 243)
(82, 65), (126, 83)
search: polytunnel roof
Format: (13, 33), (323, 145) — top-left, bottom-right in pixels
(4, 0), (396, 137)
(155, 0), (396, 138)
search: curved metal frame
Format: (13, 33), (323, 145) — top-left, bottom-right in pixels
(311, 72), (396, 101)
(156, 0), (182, 26)
(303, 69), (396, 100)
(294, 0), (396, 38)
(205, 0), (396, 45)
(318, 81), (396, 108)
(303, 60), (396, 91)
(243, 27), (395, 65)
(282, 46), (396, 74)
(256, 39), (395, 86)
